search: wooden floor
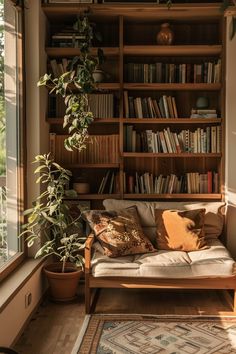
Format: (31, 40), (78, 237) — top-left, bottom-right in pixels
(14, 286), (236, 354)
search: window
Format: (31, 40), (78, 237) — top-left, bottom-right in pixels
(0, 0), (25, 281)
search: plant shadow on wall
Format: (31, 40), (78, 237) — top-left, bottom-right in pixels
(20, 154), (86, 301)
(38, 11), (104, 152)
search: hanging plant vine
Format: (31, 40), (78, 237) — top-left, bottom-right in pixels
(38, 11), (104, 151)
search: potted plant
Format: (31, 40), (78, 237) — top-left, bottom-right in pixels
(20, 154), (86, 301)
(38, 11), (104, 152)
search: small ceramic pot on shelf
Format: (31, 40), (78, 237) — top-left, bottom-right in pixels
(156, 23), (174, 45)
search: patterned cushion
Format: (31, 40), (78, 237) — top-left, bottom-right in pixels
(83, 207), (156, 257)
(155, 208), (208, 252)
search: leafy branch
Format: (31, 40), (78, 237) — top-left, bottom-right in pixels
(38, 12), (104, 151)
(20, 154), (85, 272)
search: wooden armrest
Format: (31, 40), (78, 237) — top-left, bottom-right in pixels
(85, 233), (95, 274)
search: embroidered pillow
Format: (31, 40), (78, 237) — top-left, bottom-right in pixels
(155, 208), (207, 252)
(83, 207), (156, 257)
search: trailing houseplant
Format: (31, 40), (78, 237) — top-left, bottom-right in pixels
(38, 11), (104, 152)
(20, 154), (86, 301)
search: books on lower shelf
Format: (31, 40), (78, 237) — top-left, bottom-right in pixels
(124, 92), (178, 119)
(124, 171), (219, 194)
(50, 133), (119, 164)
(125, 60), (221, 84)
(124, 125), (221, 153)
(97, 170), (120, 194)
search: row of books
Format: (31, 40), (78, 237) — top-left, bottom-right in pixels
(48, 94), (117, 118)
(50, 133), (119, 164)
(124, 92), (178, 119)
(88, 94), (114, 119)
(123, 171), (219, 194)
(124, 126), (221, 153)
(98, 170), (119, 194)
(125, 60), (221, 84)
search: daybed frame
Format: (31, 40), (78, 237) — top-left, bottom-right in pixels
(84, 233), (236, 314)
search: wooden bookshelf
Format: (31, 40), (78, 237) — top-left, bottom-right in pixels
(123, 153), (222, 158)
(123, 45), (222, 57)
(123, 83), (222, 91)
(122, 118), (222, 124)
(123, 194), (222, 200)
(43, 3), (225, 206)
(46, 47), (120, 57)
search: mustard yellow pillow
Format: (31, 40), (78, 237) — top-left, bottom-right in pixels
(155, 208), (207, 251)
(84, 207), (156, 257)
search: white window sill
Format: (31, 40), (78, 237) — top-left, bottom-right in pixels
(0, 258), (46, 313)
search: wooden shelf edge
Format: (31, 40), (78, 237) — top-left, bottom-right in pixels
(46, 47), (119, 57)
(122, 118), (221, 124)
(47, 118), (120, 124)
(123, 153), (222, 158)
(123, 194), (222, 200)
(63, 164), (119, 168)
(64, 194), (120, 200)
(123, 83), (221, 91)
(123, 45), (222, 56)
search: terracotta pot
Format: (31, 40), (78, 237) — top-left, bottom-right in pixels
(156, 23), (174, 45)
(43, 262), (83, 302)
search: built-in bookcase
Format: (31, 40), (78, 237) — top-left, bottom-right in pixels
(42, 3), (225, 208)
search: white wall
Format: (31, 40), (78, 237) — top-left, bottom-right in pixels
(225, 15), (236, 258)
(25, 0), (49, 256)
(0, 0), (50, 346)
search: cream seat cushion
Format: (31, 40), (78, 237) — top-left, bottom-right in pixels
(91, 239), (235, 278)
(103, 199), (225, 245)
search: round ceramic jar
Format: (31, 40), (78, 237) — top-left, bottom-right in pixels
(156, 23), (174, 45)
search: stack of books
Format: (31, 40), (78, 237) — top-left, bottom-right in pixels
(190, 109), (218, 119)
(98, 170), (120, 194)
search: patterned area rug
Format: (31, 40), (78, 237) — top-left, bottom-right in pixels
(72, 315), (236, 354)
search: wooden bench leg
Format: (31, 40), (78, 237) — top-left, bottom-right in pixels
(234, 290), (236, 313)
(85, 275), (91, 314)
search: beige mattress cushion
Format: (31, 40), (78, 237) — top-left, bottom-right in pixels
(103, 199), (225, 244)
(91, 239), (235, 278)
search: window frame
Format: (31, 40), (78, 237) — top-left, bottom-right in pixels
(0, 0), (26, 283)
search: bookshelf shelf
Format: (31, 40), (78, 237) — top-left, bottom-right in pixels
(63, 164), (120, 169)
(47, 83), (120, 91)
(64, 194), (121, 200)
(44, 3), (225, 206)
(47, 118), (120, 125)
(123, 153), (222, 158)
(122, 118), (221, 124)
(123, 45), (222, 57)
(123, 83), (222, 91)
(46, 47), (120, 57)
(123, 194), (222, 200)
(42, 4), (222, 20)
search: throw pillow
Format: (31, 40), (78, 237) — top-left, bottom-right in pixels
(155, 208), (207, 252)
(83, 207), (156, 257)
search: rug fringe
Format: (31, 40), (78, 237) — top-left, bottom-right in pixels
(71, 315), (91, 354)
